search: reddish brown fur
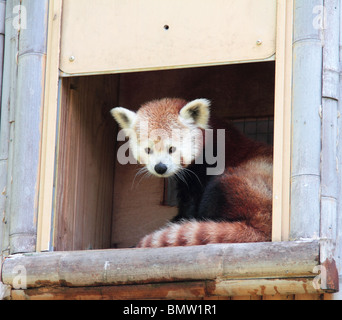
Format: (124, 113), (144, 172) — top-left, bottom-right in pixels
(135, 98), (188, 136)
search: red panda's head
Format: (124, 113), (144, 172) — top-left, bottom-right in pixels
(111, 98), (211, 177)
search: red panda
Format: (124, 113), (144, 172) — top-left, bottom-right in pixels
(111, 98), (273, 247)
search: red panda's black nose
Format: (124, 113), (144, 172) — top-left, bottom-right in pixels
(155, 163), (168, 175)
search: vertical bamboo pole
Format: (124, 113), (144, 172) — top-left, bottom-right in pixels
(0, 0), (20, 256)
(0, 0), (7, 255)
(320, 0), (339, 269)
(290, 0), (323, 240)
(333, 0), (342, 299)
(9, 0), (49, 253)
(0, 0), (5, 105)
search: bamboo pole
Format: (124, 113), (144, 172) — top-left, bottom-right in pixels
(9, 0), (49, 253)
(0, 0), (7, 255)
(290, 0), (323, 240)
(0, 0), (5, 105)
(2, 241), (320, 288)
(327, 0), (342, 299)
(320, 1), (340, 287)
(2, 241), (333, 299)
(0, 0), (20, 257)
(336, 0), (342, 288)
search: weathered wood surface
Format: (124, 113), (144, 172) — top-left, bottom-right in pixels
(272, 0), (293, 241)
(3, 241), (319, 289)
(10, 278), (323, 300)
(37, 0), (63, 252)
(11, 282), (208, 300)
(55, 76), (118, 250)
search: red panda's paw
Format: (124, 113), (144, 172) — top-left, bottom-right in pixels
(136, 220), (270, 248)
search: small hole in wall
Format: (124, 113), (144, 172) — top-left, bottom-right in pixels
(164, 25), (170, 30)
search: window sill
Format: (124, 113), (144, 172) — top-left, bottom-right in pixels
(1, 240), (338, 299)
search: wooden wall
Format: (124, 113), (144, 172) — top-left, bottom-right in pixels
(55, 76), (118, 250)
(118, 62), (275, 119)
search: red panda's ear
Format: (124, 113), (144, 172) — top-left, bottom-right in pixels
(110, 107), (137, 129)
(179, 99), (210, 129)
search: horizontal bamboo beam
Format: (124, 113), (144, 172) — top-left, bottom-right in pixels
(2, 241), (319, 288)
(3, 240), (338, 299)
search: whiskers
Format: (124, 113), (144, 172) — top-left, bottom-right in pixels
(172, 167), (202, 189)
(131, 166), (152, 189)
(131, 165), (203, 190)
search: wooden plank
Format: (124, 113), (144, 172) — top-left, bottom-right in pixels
(54, 76), (118, 250)
(36, 0), (63, 252)
(9, 277), (323, 300)
(272, 0), (293, 241)
(214, 278), (321, 297)
(11, 281), (207, 300)
(295, 294), (322, 300)
(118, 63), (275, 120)
(263, 294), (294, 300)
(59, 0), (276, 76)
(2, 241), (320, 288)
(230, 295), (261, 300)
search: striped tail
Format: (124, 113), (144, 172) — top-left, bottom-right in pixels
(137, 220), (271, 248)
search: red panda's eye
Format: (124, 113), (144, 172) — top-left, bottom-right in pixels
(145, 147), (153, 154)
(169, 146), (176, 154)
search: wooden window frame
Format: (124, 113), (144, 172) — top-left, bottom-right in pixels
(38, 0), (291, 251)
(271, 0), (293, 241)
